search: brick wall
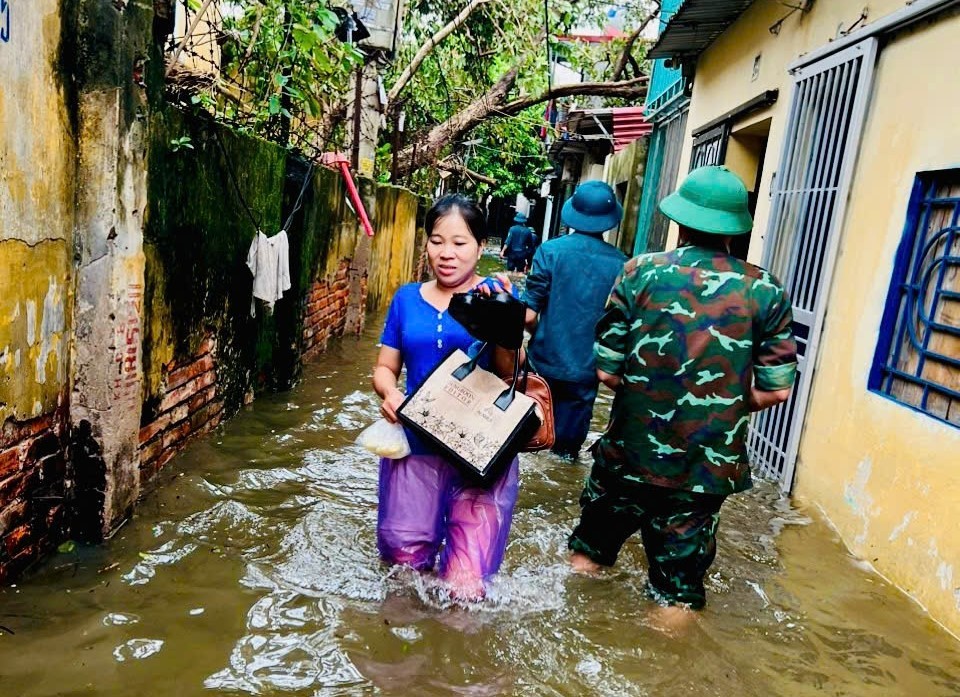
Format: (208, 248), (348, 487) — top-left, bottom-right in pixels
(138, 334), (224, 484)
(0, 412), (69, 583)
(302, 260), (365, 361)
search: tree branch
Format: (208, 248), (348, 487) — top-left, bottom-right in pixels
(387, 0), (490, 105)
(501, 74), (649, 114)
(394, 68), (648, 178)
(611, 1), (660, 81)
(438, 160), (498, 185)
(165, 0), (218, 77)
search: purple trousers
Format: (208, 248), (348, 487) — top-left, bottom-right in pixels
(377, 454), (520, 583)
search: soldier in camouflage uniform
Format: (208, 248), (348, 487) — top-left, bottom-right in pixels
(568, 166), (798, 614)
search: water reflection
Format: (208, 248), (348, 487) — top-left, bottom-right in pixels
(1, 316), (959, 696)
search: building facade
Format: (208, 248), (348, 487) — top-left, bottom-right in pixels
(649, 0), (960, 635)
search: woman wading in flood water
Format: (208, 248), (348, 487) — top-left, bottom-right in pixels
(372, 194), (519, 600)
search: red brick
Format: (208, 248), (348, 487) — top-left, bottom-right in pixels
(158, 370), (216, 412)
(0, 470), (31, 503)
(0, 544), (39, 583)
(198, 335), (216, 356)
(194, 409), (223, 438)
(169, 403), (190, 426)
(45, 503), (65, 531)
(140, 436), (163, 465)
(139, 412), (171, 445)
(0, 499), (28, 537)
(0, 446), (24, 480)
(154, 447), (179, 473)
(162, 421), (192, 450)
(4, 523), (31, 557)
(189, 401), (222, 432)
(166, 354), (215, 390)
(0, 414), (53, 449)
(188, 385), (216, 413)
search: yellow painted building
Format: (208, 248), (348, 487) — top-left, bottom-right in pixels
(0, 0), (74, 425)
(649, 0), (960, 635)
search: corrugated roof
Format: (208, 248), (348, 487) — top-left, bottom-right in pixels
(647, 0), (756, 59)
(612, 107), (653, 152)
(549, 107), (651, 158)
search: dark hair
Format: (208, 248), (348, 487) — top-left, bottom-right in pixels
(425, 194), (488, 243)
(678, 225), (731, 253)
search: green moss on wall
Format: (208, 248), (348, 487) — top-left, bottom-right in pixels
(142, 106), (424, 423)
(143, 108), (286, 420)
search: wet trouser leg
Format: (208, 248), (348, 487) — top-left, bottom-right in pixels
(568, 469), (726, 609)
(544, 377), (599, 459)
(378, 454), (519, 581)
(377, 455), (450, 570)
(439, 457), (520, 581)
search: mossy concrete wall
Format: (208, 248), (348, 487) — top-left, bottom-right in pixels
(0, 0), (422, 583)
(139, 109), (422, 482)
(0, 0), (76, 580)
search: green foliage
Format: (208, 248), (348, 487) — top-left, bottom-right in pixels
(186, 0), (362, 150)
(176, 0), (656, 191)
(459, 113), (551, 197)
(169, 135), (194, 152)
(380, 0), (657, 192)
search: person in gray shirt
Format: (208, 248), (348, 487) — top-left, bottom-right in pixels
(523, 180), (627, 459)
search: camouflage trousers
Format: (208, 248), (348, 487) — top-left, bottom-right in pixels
(568, 470), (726, 609)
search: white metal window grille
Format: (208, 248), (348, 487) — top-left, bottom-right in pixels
(870, 169), (960, 427)
(748, 39), (879, 492)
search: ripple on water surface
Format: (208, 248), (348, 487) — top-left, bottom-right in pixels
(1, 326), (959, 696)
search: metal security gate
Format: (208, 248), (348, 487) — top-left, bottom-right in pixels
(747, 39), (879, 492)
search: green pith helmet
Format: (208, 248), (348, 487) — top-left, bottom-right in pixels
(658, 165), (753, 235)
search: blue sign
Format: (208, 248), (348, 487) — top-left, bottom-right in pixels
(1, 0), (9, 44)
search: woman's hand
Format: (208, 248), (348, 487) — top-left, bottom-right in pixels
(380, 387), (406, 423)
(472, 273), (514, 297)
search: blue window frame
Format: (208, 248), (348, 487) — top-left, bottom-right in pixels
(870, 169), (960, 428)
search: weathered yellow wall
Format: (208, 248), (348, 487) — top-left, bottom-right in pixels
(796, 14), (960, 636)
(0, 0), (74, 424)
(368, 185), (420, 311)
(665, 0), (907, 260)
(604, 138), (648, 254)
(0, 242), (70, 422)
(676, 0), (960, 634)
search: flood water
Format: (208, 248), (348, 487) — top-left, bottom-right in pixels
(2, 297), (960, 695)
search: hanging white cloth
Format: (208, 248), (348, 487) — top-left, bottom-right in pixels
(246, 229), (291, 316)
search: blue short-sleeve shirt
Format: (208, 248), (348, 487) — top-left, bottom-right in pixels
(380, 282), (503, 454)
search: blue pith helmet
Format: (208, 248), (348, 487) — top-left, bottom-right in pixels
(513, 211), (528, 224)
(561, 180), (623, 233)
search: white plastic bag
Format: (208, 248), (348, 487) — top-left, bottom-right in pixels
(356, 418), (411, 459)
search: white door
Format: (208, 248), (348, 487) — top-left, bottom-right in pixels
(748, 39), (879, 492)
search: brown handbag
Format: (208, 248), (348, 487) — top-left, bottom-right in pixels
(504, 358), (555, 452)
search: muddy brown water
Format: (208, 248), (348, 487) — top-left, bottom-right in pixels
(2, 297), (960, 695)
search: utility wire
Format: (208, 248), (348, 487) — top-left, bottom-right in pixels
(282, 161), (315, 232)
(543, 0), (552, 93)
(213, 129), (262, 231)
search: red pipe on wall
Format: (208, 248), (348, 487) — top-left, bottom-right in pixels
(321, 152), (375, 237)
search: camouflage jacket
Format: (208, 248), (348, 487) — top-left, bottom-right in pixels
(592, 245), (798, 495)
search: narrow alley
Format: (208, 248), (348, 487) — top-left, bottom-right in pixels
(1, 319), (958, 696)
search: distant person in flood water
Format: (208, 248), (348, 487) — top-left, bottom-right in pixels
(568, 166), (798, 629)
(523, 180), (628, 459)
(500, 212), (536, 272)
(372, 194), (520, 600)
